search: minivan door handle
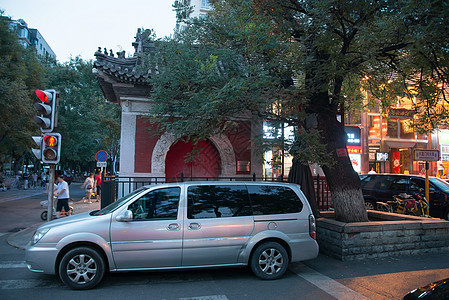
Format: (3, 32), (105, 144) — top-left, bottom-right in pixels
(188, 223), (201, 230)
(167, 223), (180, 231)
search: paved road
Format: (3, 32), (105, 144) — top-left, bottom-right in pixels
(0, 183), (86, 234)
(1, 187), (449, 299)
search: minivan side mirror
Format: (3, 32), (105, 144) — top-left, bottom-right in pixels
(115, 210), (133, 222)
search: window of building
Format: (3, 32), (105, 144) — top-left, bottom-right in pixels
(201, 0), (211, 9)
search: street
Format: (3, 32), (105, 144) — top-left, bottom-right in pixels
(0, 187), (449, 299)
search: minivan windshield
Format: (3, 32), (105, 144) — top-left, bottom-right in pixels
(429, 177), (449, 193)
(91, 186), (149, 216)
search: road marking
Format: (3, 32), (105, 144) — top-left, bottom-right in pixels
(0, 262), (27, 269)
(0, 279), (60, 289)
(295, 265), (369, 300)
(0, 192), (45, 204)
(179, 297), (228, 300)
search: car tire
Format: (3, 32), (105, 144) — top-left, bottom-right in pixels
(365, 201), (375, 210)
(59, 247), (105, 290)
(40, 211), (47, 221)
(250, 242), (289, 280)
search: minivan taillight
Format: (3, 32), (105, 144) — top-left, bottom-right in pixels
(309, 214), (316, 240)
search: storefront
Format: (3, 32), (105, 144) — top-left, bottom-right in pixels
(367, 109), (428, 174)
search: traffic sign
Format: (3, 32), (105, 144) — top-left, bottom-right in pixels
(414, 149), (439, 161)
(95, 150), (108, 162)
(97, 161), (107, 168)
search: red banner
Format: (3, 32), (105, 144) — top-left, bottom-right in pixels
(392, 151), (401, 174)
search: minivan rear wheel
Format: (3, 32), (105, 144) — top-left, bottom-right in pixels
(59, 247), (105, 290)
(250, 242), (288, 280)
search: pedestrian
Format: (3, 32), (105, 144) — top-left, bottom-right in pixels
(32, 173), (38, 189)
(54, 175), (70, 217)
(368, 168), (376, 174)
(41, 172), (46, 189)
(23, 171), (29, 189)
(81, 173), (95, 203)
(94, 171), (101, 202)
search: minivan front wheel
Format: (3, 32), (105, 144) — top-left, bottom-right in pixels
(59, 247), (105, 290)
(250, 242), (288, 280)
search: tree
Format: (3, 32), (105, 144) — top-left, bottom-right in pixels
(46, 58), (121, 173)
(144, 0), (449, 222)
(0, 13), (47, 172)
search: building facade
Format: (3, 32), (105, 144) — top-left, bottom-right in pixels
(93, 34), (263, 180)
(9, 19), (56, 60)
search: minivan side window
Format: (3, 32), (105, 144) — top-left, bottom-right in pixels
(248, 185), (303, 215)
(187, 185), (252, 219)
(128, 187), (180, 221)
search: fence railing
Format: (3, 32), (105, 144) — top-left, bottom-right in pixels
(101, 173), (332, 210)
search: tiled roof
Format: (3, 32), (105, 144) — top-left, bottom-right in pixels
(93, 47), (150, 85)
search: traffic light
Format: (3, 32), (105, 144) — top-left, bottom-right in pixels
(34, 89), (59, 133)
(41, 133), (62, 164)
(31, 136), (43, 160)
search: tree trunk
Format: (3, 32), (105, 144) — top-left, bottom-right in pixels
(314, 98), (368, 222)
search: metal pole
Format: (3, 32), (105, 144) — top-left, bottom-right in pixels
(425, 161), (430, 201)
(47, 164), (55, 221)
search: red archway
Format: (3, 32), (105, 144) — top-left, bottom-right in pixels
(165, 139), (221, 179)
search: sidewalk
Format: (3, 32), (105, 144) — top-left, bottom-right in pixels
(7, 199), (100, 249)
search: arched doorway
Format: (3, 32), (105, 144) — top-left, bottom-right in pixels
(165, 139), (222, 179)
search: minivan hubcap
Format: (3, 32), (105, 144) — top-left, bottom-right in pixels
(259, 248), (283, 275)
(66, 254), (97, 284)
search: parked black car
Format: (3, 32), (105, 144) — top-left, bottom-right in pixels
(360, 174), (449, 220)
(403, 277), (449, 299)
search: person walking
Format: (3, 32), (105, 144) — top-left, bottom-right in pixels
(54, 175), (70, 217)
(81, 173), (94, 203)
(94, 171), (101, 202)
(32, 173), (38, 189)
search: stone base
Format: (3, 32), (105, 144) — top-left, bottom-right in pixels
(317, 210), (449, 261)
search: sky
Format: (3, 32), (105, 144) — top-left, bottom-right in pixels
(1, 0), (177, 62)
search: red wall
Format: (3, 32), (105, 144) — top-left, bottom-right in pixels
(226, 121), (252, 174)
(134, 117), (161, 173)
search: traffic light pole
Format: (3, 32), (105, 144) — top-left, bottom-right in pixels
(47, 164), (56, 221)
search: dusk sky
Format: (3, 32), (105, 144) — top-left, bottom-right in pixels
(1, 0), (177, 62)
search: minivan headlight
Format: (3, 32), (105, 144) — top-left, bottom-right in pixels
(31, 228), (50, 245)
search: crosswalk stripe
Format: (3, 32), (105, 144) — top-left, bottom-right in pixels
(180, 296), (228, 300)
(294, 265), (368, 300)
(0, 262), (27, 269)
(0, 279), (60, 289)
(0, 192), (44, 203)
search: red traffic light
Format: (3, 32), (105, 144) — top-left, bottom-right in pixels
(35, 90), (53, 103)
(44, 135), (57, 147)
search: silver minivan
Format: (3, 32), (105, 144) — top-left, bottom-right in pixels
(26, 181), (319, 289)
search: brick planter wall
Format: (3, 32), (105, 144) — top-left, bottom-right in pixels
(317, 211), (449, 261)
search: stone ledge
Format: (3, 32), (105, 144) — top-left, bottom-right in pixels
(317, 211), (449, 261)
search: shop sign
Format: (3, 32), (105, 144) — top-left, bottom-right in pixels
(390, 108), (414, 117)
(345, 125), (362, 146)
(414, 149), (440, 161)
(347, 147), (362, 154)
(349, 154), (362, 173)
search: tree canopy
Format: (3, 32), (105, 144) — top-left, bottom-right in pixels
(144, 0), (449, 222)
(0, 12), (120, 175)
(0, 13), (47, 170)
